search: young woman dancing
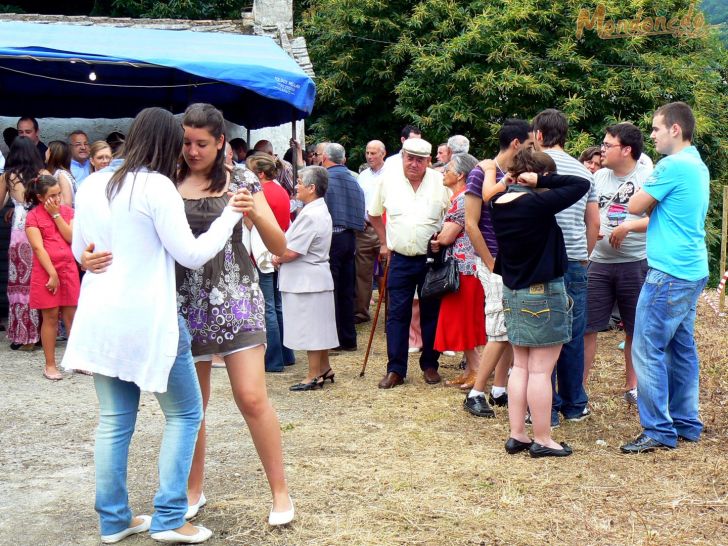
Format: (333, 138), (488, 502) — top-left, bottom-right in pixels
(175, 103), (293, 525)
(63, 107), (252, 544)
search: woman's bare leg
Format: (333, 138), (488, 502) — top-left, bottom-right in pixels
(526, 345), (563, 448)
(304, 350), (324, 382)
(225, 346), (290, 512)
(507, 346), (530, 443)
(187, 360), (212, 505)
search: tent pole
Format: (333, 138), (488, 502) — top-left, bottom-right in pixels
(291, 113), (298, 183)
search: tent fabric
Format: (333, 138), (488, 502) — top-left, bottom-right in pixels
(0, 21), (316, 129)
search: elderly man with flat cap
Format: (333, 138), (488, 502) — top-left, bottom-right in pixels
(369, 138), (450, 388)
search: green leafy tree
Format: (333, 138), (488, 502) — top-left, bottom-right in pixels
(301, 0), (728, 282)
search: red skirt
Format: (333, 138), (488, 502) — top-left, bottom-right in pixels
(434, 273), (486, 351)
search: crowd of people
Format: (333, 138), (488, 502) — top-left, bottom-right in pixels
(0, 99), (711, 543)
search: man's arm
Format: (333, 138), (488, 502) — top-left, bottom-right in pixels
(368, 214), (389, 262)
(464, 194), (494, 271)
(585, 201), (600, 256)
(609, 217), (650, 249)
(628, 189), (657, 216)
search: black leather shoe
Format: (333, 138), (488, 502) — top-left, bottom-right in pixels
(289, 378), (323, 391)
(505, 437), (533, 454)
(489, 392), (508, 407)
(620, 433), (673, 454)
(529, 442), (573, 458)
(464, 395), (495, 418)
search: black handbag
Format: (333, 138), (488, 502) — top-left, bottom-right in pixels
(420, 239), (460, 300)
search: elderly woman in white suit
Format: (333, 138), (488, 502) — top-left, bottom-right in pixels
(273, 166), (339, 391)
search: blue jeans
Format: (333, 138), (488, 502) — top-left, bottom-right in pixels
(552, 261), (589, 419)
(94, 315), (203, 536)
(632, 269), (707, 447)
(385, 252), (441, 377)
(259, 270), (295, 372)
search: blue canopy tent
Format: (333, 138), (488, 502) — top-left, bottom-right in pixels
(0, 21), (316, 129)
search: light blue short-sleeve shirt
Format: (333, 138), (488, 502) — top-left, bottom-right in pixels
(642, 146), (709, 281)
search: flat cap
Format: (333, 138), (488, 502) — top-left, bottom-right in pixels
(402, 137), (432, 158)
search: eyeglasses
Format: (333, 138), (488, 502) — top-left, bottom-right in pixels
(71, 142), (90, 148)
(312, 152), (322, 156)
(600, 142), (624, 150)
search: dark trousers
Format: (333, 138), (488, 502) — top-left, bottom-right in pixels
(330, 230), (357, 349)
(354, 225), (380, 322)
(386, 252), (441, 377)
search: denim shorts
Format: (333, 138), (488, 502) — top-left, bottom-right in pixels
(502, 278), (572, 347)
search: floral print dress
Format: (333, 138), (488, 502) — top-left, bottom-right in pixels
(176, 168), (267, 356)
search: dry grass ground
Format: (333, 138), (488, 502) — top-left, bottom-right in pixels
(1, 301), (727, 546)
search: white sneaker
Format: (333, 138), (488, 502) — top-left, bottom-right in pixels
(151, 525), (212, 544)
(407, 347), (421, 354)
(268, 495), (294, 526)
(101, 515), (151, 544)
(443, 350), (456, 356)
(185, 492), (207, 520)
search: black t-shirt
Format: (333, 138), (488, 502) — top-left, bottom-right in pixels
(491, 174), (590, 290)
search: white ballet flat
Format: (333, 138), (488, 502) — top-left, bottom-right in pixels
(101, 514), (151, 544)
(184, 492), (207, 520)
(150, 525), (212, 544)
(268, 495), (294, 526)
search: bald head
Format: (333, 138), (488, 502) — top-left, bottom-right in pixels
(365, 140), (386, 172)
(253, 139), (274, 156)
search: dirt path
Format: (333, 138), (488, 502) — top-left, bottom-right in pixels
(1, 304), (727, 545)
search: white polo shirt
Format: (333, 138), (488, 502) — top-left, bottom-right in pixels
(369, 167), (449, 256)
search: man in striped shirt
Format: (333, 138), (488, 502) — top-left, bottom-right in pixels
(532, 109), (599, 427)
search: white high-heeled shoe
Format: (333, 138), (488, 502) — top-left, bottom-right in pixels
(268, 495), (294, 526)
(184, 492), (207, 520)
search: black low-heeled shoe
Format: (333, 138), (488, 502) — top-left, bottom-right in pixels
(505, 437), (534, 454)
(529, 441), (573, 458)
(289, 378), (324, 391)
(319, 368), (335, 384)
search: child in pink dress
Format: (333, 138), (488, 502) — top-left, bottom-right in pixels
(25, 175), (80, 380)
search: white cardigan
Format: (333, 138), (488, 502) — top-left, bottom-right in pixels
(61, 170), (241, 392)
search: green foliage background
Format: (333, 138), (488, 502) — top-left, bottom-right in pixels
(300, 0), (728, 282)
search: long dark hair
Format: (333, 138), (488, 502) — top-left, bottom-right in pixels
(25, 174), (59, 208)
(177, 103), (227, 193)
(46, 140), (71, 173)
(106, 107), (183, 201)
(4, 137), (44, 190)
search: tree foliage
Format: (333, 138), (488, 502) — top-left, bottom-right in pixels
(301, 0), (728, 281)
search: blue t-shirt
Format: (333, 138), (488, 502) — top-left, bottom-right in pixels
(642, 146), (709, 281)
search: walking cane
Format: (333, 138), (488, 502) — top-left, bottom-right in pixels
(360, 259), (389, 377)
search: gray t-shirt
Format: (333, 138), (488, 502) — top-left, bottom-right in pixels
(544, 149), (596, 261)
(590, 162), (652, 263)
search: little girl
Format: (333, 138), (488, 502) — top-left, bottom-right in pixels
(25, 175), (80, 380)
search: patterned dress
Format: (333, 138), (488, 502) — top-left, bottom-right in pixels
(7, 196), (40, 344)
(176, 168), (267, 357)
